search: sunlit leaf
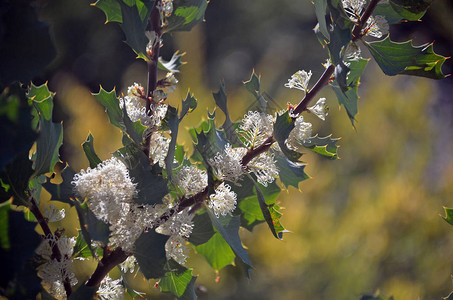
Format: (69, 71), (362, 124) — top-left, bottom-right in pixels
(159, 260), (195, 297)
(195, 232), (235, 271)
(82, 133), (102, 168)
(134, 230), (169, 279)
(165, 0), (208, 33)
(302, 135), (340, 159)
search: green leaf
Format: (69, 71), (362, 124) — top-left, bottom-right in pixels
(442, 207), (453, 226)
(313, 0), (329, 40)
(82, 133), (102, 168)
(248, 175), (287, 239)
(27, 83), (54, 121)
(0, 202), (11, 249)
(92, 0), (123, 23)
(165, 0), (208, 33)
(93, 87), (123, 129)
(42, 165), (77, 206)
(73, 230), (93, 259)
(273, 111), (301, 162)
(180, 92), (198, 121)
(0, 83), (37, 170)
(390, 0), (432, 20)
(0, 153), (34, 206)
(121, 103), (146, 145)
(206, 209), (252, 277)
(272, 149), (310, 189)
(118, 0), (153, 60)
(443, 291), (453, 300)
(158, 51), (186, 73)
(33, 115), (63, 176)
(243, 71), (267, 112)
(114, 143), (168, 205)
(134, 230), (169, 279)
(179, 276), (197, 300)
(331, 58), (368, 125)
(302, 135), (340, 159)
(164, 105), (179, 183)
(189, 212), (215, 246)
(76, 201), (110, 244)
(160, 260), (195, 297)
(213, 82), (243, 146)
(195, 232), (235, 271)
(364, 37), (446, 80)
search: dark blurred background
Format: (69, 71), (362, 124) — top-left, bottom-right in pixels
(2, 0), (453, 299)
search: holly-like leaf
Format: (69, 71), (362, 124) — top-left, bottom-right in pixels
(364, 37), (446, 80)
(272, 149), (310, 189)
(159, 260), (195, 297)
(0, 153), (34, 206)
(331, 58), (368, 125)
(179, 275), (197, 300)
(72, 230), (93, 259)
(180, 92), (198, 121)
(313, 0), (329, 40)
(165, 0), (208, 33)
(243, 71), (267, 113)
(33, 115), (63, 176)
(93, 87), (123, 129)
(134, 230), (169, 279)
(0, 83), (37, 170)
(82, 133), (102, 168)
(390, 0), (432, 20)
(444, 291), (453, 300)
(92, 0), (123, 23)
(27, 83), (54, 122)
(188, 212), (215, 246)
(213, 82), (242, 146)
(114, 143), (168, 205)
(442, 207), (453, 227)
(195, 232), (235, 271)
(42, 165), (77, 206)
(302, 135), (340, 159)
(76, 202), (110, 244)
(158, 51), (186, 73)
(248, 175), (287, 239)
(273, 111), (301, 162)
(206, 209), (252, 277)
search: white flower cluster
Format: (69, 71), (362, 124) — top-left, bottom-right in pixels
(308, 98), (329, 121)
(286, 116), (313, 151)
(149, 131), (171, 167)
(285, 70), (312, 92)
(208, 183), (237, 217)
(156, 208), (194, 265)
(36, 236), (78, 300)
(210, 144), (246, 182)
(44, 204), (65, 222)
(119, 83), (168, 128)
(239, 111), (274, 148)
(176, 165), (208, 196)
(159, 0), (174, 17)
(73, 157), (160, 252)
(97, 275), (124, 300)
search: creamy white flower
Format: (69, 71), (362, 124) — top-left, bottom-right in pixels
(366, 15), (389, 38)
(149, 131), (170, 167)
(308, 98), (329, 121)
(284, 70), (312, 92)
(38, 258), (78, 300)
(145, 31), (159, 53)
(159, 0), (173, 17)
(161, 72), (178, 93)
(44, 204), (65, 222)
(72, 158), (136, 224)
(176, 165), (207, 197)
(156, 208), (194, 238)
(286, 116), (313, 151)
(210, 144), (246, 182)
(97, 275), (124, 300)
(165, 235), (189, 266)
(342, 0), (366, 14)
(208, 183), (237, 217)
(120, 256), (137, 274)
(248, 152), (279, 187)
(345, 42), (362, 60)
(36, 236), (76, 261)
(239, 111), (274, 148)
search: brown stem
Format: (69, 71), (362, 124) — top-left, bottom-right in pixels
(29, 197), (73, 297)
(352, 0), (381, 41)
(292, 64), (335, 116)
(86, 247), (129, 287)
(143, 0), (162, 157)
(241, 135), (276, 167)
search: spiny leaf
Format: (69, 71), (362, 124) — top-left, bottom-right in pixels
(180, 92), (198, 120)
(93, 87), (123, 129)
(158, 51), (186, 73)
(442, 207), (453, 227)
(114, 143), (168, 205)
(159, 260), (195, 297)
(92, 0), (122, 23)
(273, 110), (301, 162)
(272, 149), (310, 189)
(0, 153), (34, 206)
(195, 232), (235, 271)
(206, 209), (252, 277)
(165, 0), (208, 33)
(313, 0), (329, 40)
(188, 212), (215, 246)
(82, 133), (102, 168)
(243, 71), (267, 112)
(213, 82), (242, 146)
(134, 230), (169, 279)
(302, 135), (340, 159)
(390, 0), (432, 19)
(42, 165), (77, 206)
(72, 230), (93, 259)
(27, 83), (54, 122)
(364, 37), (446, 80)
(33, 116), (63, 176)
